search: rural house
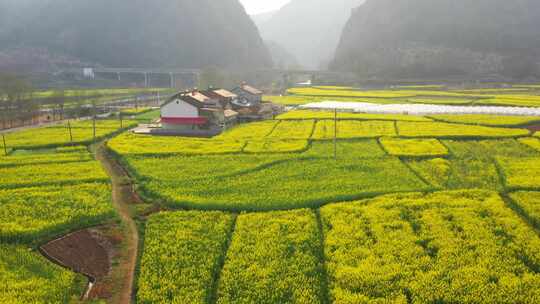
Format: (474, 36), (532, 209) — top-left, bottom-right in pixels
(160, 90), (225, 132)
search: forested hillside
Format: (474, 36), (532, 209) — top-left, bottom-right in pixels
(0, 0), (271, 69)
(332, 0), (540, 79)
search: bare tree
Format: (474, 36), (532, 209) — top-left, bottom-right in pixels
(53, 89), (66, 121)
(0, 73), (32, 129)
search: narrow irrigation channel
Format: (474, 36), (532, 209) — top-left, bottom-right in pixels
(96, 143), (141, 304)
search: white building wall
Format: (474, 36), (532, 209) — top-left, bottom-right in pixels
(161, 99), (199, 117)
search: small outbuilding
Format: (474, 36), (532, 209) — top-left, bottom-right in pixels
(231, 83), (263, 108)
(201, 89), (238, 108)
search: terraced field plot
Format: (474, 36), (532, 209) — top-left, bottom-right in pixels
(430, 114), (540, 126)
(0, 145), (115, 302)
(267, 120), (315, 140)
(142, 156), (429, 211)
(397, 121), (529, 138)
(497, 157), (540, 190)
(312, 120), (396, 139)
(109, 132), (246, 155)
(2, 119), (137, 149)
(215, 120), (278, 140)
(277, 110), (431, 122)
(217, 210), (325, 304)
(0, 183), (114, 243)
(380, 138), (448, 157)
(510, 191), (540, 227)
(0, 244), (84, 303)
(243, 139), (309, 153)
(321, 190), (540, 303)
(0, 161), (108, 188)
(137, 211), (234, 303)
(405, 139), (537, 190)
(520, 137), (540, 152)
(0, 147), (92, 167)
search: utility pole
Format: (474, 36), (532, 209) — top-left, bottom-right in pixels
(334, 108), (337, 160)
(2, 134), (7, 156)
(92, 101), (97, 144)
(67, 120), (73, 143)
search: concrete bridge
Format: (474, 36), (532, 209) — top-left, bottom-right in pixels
(61, 67), (356, 88)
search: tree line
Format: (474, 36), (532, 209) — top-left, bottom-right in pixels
(0, 73), (103, 130)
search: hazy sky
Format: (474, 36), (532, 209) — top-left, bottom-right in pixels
(240, 0), (291, 15)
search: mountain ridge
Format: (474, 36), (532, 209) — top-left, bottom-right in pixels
(332, 0), (540, 79)
(0, 0), (272, 70)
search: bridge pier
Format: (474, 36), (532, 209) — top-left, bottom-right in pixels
(170, 73), (175, 88)
(144, 72), (149, 88)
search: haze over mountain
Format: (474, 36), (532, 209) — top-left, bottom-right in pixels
(332, 0), (540, 79)
(255, 0), (365, 70)
(251, 11), (278, 27)
(0, 0), (272, 70)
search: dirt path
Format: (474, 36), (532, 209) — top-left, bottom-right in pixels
(96, 144), (139, 304)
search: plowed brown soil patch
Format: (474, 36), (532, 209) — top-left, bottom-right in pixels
(40, 229), (110, 281)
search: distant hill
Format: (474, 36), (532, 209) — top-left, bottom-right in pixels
(0, 0), (272, 70)
(256, 0), (365, 69)
(265, 41), (300, 70)
(332, 0), (540, 79)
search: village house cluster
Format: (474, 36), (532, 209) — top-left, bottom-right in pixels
(158, 83), (278, 136)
